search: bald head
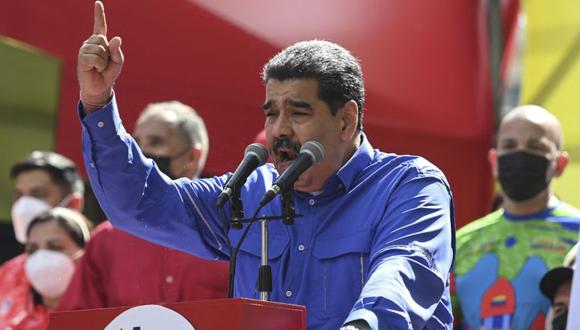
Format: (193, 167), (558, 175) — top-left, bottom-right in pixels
(490, 105), (570, 209)
(498, 105), (563, 150)
(134, 101), (209, 178)
(137, 101), (209, 158)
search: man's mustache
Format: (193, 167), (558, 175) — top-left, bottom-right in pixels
(272, 138), (301, 155)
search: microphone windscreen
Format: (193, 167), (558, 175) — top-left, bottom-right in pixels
(245, 143), (269, 166)
(300, 141), (325, 164)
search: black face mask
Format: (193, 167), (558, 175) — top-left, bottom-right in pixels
(497, 150), (551, 202)
(552, 309), (568, 330)
(143, 153), (176, 180)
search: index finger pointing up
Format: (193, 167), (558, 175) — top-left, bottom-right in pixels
(93, 1), (107, 36)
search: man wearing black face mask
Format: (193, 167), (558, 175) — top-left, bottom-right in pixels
(453, 105), (580, 330)
(134, 101), (209, 180)
(58, 101), (229, 311)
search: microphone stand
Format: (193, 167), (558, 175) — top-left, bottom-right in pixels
(224, 190), (301, 301)
(258, 218), (271, 301)
(257, 190), (296, 301)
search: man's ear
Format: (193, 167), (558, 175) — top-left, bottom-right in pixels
(339, 100), (358, 142)
(185, 145), (203, 177)
(488, 148), (498, 179)
(67, 193), (84, 212)
(554, 151), (569, 177)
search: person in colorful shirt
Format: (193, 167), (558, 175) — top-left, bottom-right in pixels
(454, 105), (580, 330)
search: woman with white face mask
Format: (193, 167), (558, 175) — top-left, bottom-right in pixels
(0, 208), (90, 330)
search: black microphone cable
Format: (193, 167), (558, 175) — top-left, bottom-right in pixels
(217, 206), (236, 298)
(226, 204), (266, 298)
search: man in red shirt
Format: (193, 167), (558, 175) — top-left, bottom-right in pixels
(58, 101), (228, 310)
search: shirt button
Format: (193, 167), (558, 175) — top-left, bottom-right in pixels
(298, 244), (305, 252)
(285, 290), (293, 297)
(97, 121), (105, 128)
(90, 162), (95, 168)
(308, 199), (315, 206)
(165, 275), (174, 284)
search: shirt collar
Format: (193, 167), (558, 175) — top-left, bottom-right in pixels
(503, 205), (559, 221)
(330, 133), (373, 193)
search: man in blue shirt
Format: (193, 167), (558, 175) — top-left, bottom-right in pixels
(77, 2), (455, 329)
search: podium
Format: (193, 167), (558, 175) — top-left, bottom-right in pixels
(48, 298), (306, 330)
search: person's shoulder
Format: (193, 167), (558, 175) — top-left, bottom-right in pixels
(455, 210), (505, 270)
(0, 253), (26, 273)
(371, 152), (443, 174)
(553, 201), (580, 218)
(457, 209), (504, 239)
(87, 221), (117, 239)
(0, 253), (26, 282)
(92, 221), (114, 234)
(543, 202), (580, 231)
(91, 220), (154, 242)
(370, 151), (449, 187)
(85, 220), (131, 247)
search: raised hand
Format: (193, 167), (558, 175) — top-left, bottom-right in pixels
(78, 1), (124, 112)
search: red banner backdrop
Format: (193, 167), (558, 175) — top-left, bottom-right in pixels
(0, 0), (495, 226)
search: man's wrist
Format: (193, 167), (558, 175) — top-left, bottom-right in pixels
(80, 89), (113, 114)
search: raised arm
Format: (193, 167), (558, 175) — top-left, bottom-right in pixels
(77, 2), (228, 261)
(78, 1), (124, 113)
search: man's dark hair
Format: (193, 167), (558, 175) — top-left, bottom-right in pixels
(262, 40), (365, 131)
(10, 151), (84, 196)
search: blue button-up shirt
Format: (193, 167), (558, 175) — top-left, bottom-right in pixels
(80, 96), (455, 329)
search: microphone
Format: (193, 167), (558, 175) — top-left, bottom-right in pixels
(216, 143), (269, 208)
(259, 141), (325, 207)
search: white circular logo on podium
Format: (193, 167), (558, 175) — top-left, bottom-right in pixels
(105, 305), (195, 330)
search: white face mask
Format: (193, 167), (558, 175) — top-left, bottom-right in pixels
(25, 249), (76, 299)
(11, 196), (52, 244)
(10, 195), (73, 244)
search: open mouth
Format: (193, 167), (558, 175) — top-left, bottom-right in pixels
(275, 147), (298, 171)
(272, 138), (301, 172)
(278, 147), (297, 162)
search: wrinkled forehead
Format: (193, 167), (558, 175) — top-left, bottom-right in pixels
(264, 79), (320, 104)
(497, 115), (561, 149)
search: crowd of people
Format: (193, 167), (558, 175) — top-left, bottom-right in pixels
(0, 1), (578, 329)
(0, 98), (230, 329)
